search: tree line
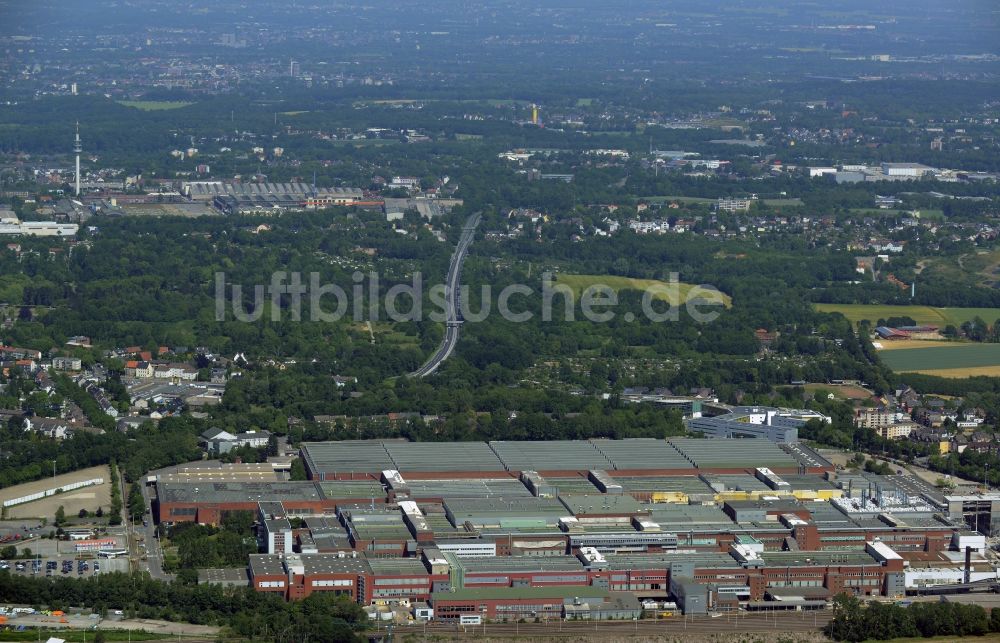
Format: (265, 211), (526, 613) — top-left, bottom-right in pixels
(825, 593), (998, 641)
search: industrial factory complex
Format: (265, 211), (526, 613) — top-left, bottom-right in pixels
(148, 437), (1000, 621)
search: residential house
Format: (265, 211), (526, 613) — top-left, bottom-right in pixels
(125, 361), (155, 378)
(0, 345), (42, 360)
(200, 428), (273, 454)
(876, 422), (918, 440)
(23, 416), (73, 440)
(856, 407), (894, 430)
(85, 382), (118, 418)
(153, 363), (199, 381)
(51, 356), (83, 371)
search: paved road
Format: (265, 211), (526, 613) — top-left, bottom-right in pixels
(411, 213), (480, 377)
(139, 482), (173, 582)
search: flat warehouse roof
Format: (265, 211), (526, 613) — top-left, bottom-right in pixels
(249, 554), (285, 577)
(199, 567), (250, 585)
(300, 555), (370, 575)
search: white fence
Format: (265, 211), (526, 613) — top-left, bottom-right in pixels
(2, 478), (105, 508)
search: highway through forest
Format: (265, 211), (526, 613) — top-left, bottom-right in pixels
(411, 213), (480, 377)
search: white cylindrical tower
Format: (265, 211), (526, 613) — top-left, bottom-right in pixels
(74, 122), (82, 197)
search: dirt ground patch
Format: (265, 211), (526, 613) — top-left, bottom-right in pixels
(795, 383), (872, 401)
(1, 465), (112, 520)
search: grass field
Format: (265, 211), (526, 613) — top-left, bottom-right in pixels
(556, 274), (731, 307)
(815, 303), (1000, 328)
(117, 100), (194, 111)
(879, 343), (1000, 376)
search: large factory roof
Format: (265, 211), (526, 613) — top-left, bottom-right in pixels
(559, 494), (645, 516)
(546, 475), (602, 495)
(590, 438), (695, 470)
(406, 477), (532, 499)
(383, 441), (506, 472)
(643, 504), (735, 528)
(434, 586), (610, 601)
(301, 438), (824, 477)
(448, 554), (586, 574)
(444, 496), (568, 526)
(604, 552), (742, 571)
(298, 554), (370, 576)
(301, 440), (395, 476)
(424, 514), (472, 538)
(759, 550), (880, 568)
(705, 473), (771, 493)
(366, 558), (429, 576)
(781, 443), (833, 469)
(318, 480), (386, 500)
(489, 440), (611, 471)
(615, 475), (716, 496)
(668, 438), (799, 469)
(349, 521), (413, 542)
(158, 481), (324, 504)
(184, 181), (362, 199)
(249, 554), (286, 577)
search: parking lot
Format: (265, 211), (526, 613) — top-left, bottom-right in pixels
(1, 554), (129, 578)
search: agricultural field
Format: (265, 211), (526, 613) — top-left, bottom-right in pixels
(555, 274), (732, 308)
(875, 339), (963, 351)
(0, 465), (112, 520)
(815, 303), (1000, 328)
(116, 100), (194, 111)
(878, 343), (1000, 378)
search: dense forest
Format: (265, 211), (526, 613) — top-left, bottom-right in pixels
(0, 570), (367, 642)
